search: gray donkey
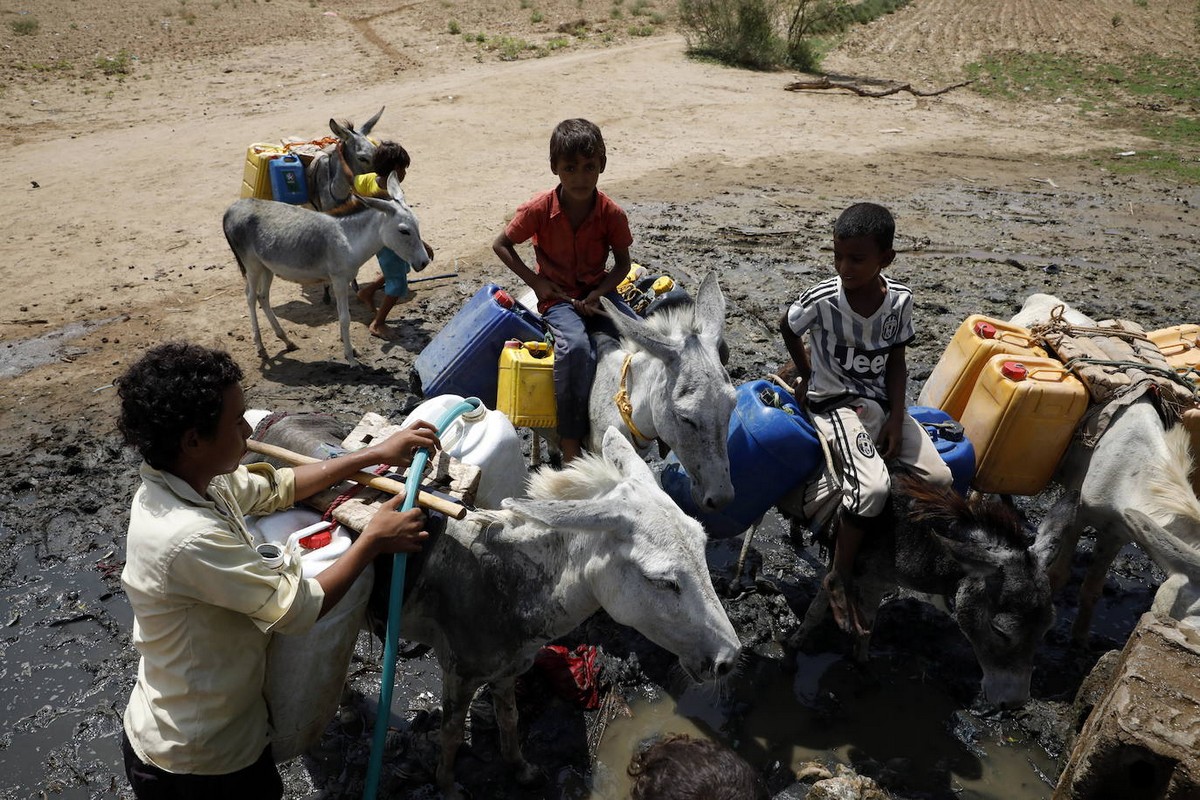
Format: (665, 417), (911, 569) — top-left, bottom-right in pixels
(307, 107), (384, 212)
(222, 172), (430, 367)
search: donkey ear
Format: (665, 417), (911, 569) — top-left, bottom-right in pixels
(329, 118), (352, 139)
(501, 497), (626, 532)
(693, 272), (727, 346)
(601, 426), (654, 482)
(362, 106), (385, 135)
(934, 533), (1005, 577)
(1031, 491), (1079, 571)
(357, 194), (394, 214)
(386, 173), (406, 203)
(600, 298), (678, 364)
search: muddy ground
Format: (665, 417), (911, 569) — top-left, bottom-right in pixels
(2, 0), (1199, 797)
(4, 162), (1196, 799)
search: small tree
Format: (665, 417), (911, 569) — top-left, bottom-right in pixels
(679, 0), (857, 71)
(679, 0), (786, 69)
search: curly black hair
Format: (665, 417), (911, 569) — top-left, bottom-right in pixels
(115, 342), (243, 470)
(628, 733), (768, 800)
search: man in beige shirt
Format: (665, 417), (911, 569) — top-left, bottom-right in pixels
(116, 341), (439, 799)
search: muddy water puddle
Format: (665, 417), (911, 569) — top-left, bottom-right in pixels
(591, 651), (1056, 800)
(0, 316), (126, 380)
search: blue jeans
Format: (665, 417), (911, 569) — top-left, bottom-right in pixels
(542, 290), (636, 440)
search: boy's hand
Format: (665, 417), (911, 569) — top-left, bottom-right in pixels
(574, 290), (604, 316)
(533, 275), (572, 306)
(363, 494), (429, 554)
(371, 421), (441, 468)
(879, 414), (904, 460)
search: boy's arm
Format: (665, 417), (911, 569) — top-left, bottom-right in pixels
(779, 313), (812, 401)
(492, 232), (568, 306)
(879, 344), (909, 459)
(578, 245), (632, 314)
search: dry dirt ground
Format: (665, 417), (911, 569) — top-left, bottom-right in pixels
(1, 0), (1198, 798)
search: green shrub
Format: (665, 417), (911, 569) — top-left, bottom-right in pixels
(95, 50), (134, 75)
(681, 0), (910, 70)
(448, 19), (461, 33)
(10, 16), (39, 35)
(679, 0), (785, 69)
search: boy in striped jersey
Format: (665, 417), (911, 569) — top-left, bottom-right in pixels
(780, 202), (952, 636)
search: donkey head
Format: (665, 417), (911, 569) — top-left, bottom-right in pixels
(898, 477), (1058, 709)
(603, 272), (736, 511)
(355, 172), (431, 273)
(329, 106), (384, 175)
(503, 428), (741, 681)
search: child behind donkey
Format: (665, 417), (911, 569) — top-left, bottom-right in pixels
(779, 202), (952, 636)
(493, 118), (638, 462)
(353, 140), (434, 340)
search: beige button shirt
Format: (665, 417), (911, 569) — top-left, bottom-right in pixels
(122, 462), (325, 775)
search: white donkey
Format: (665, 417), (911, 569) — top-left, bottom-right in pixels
(1009, 293), (1200, 644)
(222, 172), (430, 367)
(590, 272), (737, 512)
(400, 428), (742, 799)
(307, 107), (383, 212)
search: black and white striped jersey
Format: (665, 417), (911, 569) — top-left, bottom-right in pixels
(785, 275), (915, 409)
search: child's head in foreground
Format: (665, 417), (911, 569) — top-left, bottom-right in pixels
(833, 201), (896, 252)
(832, 202), (896, 283)
(627, 733), (769, 800)
(549, 118), (607, 172)
(116, 342), (243, 470)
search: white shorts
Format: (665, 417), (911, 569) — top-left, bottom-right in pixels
(811, 398), (952, 518)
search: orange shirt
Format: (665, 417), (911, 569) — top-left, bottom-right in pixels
(504, 187), (633, 310)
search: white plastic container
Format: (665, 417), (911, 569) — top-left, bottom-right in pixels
(249, 507), (372, 763)
(248, 507), (352, 578)
(401, 394), (529, 508)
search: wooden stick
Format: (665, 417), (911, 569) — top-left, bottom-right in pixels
(245, 439), (466, 520)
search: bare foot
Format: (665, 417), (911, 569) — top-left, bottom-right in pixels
(368, 323), (394, 340)
(357, 286), (377, 312)
(822, 571), (869, 636)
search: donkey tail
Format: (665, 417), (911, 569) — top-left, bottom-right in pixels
(221, 203), (251, 278)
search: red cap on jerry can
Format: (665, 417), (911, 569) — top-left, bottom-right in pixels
(1001, 361), (1028, 381)
(494, 289), (514, 309)
(504, 339), (521, 348)
(973, 320), (998, 339)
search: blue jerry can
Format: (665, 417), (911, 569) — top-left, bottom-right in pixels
(268, 154), (309, 204)
(908, 405), (976, 495)
(413, 284), (546, 408)
(661, 380), (823, 539)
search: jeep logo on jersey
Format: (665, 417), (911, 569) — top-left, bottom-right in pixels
(856, 431), (875, 457)
(882, 313), (899, 340)
(833, 344), (889, 378)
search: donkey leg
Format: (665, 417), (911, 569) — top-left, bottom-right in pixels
(242, 269), (268, 360)
(328, 279), (359, 367)
(491, 677), (539, 785)
(437, 671), (478, 800)
(1070, 528), (1126, 647)
(253, 271), (297, 353)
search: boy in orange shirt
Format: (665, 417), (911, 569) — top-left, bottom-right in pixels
(493, 118), (637, 462)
